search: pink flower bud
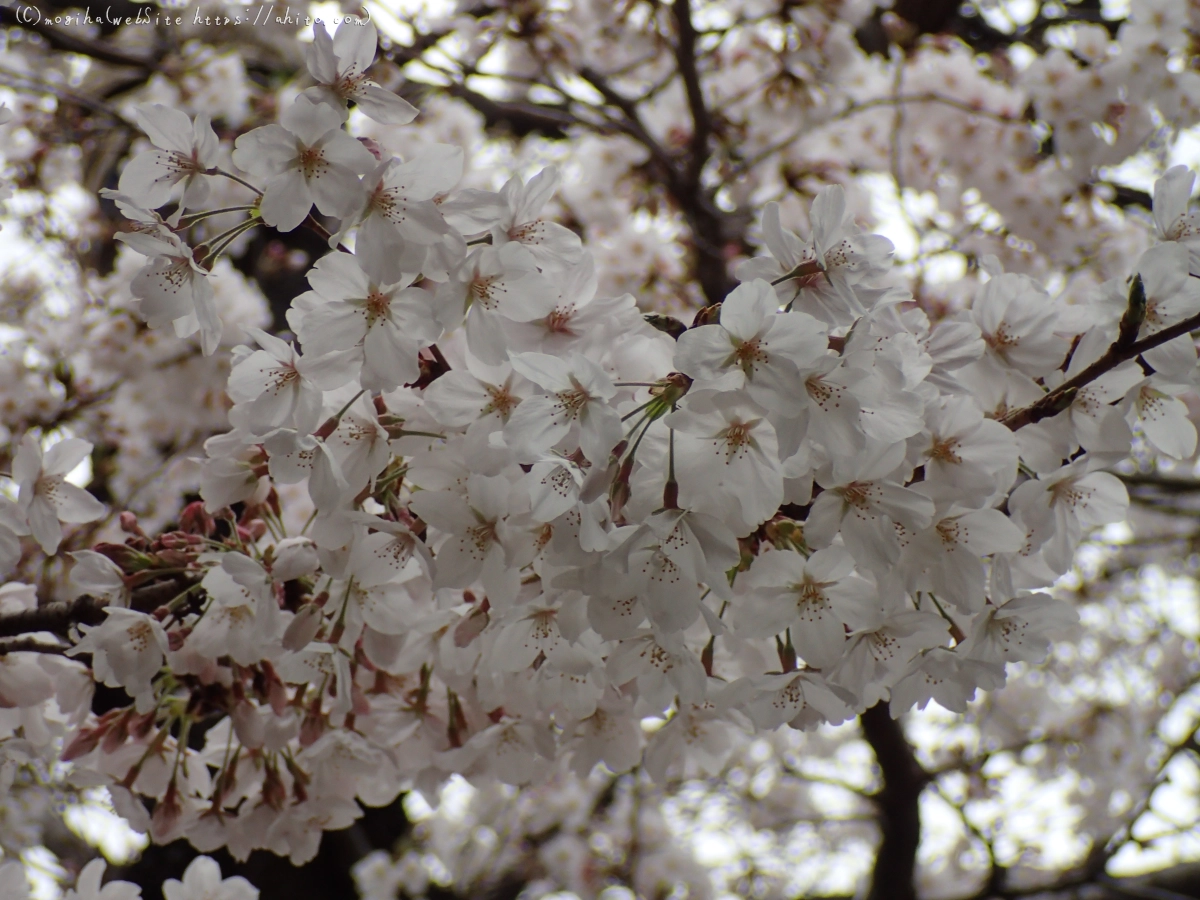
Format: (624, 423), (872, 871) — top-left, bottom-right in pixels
(231, 700), (266, 750)
(283, 603), (324, 651)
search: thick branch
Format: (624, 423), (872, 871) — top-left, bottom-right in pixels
(861, 703), (927, 900)
(0, 596), (106, 639)
(671, 0), (712, 187)
(1003, 312), (1200, 431)
(578, 65), (735, 304)
(0, 636), (68, 655)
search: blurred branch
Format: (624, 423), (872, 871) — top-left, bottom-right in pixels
(671, 0), (712, 187)
(861, 703), (928, 900)
(0, 595), (106, 639)
(0, 635), (68, 655)
(0, 5), (154, 69)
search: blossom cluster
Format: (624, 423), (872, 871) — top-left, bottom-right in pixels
(1, 12), (1199, 879)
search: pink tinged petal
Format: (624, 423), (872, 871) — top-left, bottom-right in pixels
(810, 184), (847, 260)
(424, 371), (494, 426)
(761, 201), (804, 268)
(509, 352), (573, 391)
(361, 323), (421, 392)
(505, 396), (571, 457)
(1154, 165), (1196, 238)
(465, 308), (509, 365)
(1143, 335), (1198, 381)
(260, 169), (315, 232)
(673, 324), (740, 386)
(333, 19), (377, 78)
(192, 275), (222, 356)
(801, 491), (845, 549)
(280, 94), (345, 145)
(354, 83), (419, 125)
(954, 509), (1025, 555)
(300, 303), (369, 357)
(1139, 391), (1198, 459)
(578, 404), (623, 465)
(306, 23), (339, 84)
(512, 166), (561, 224)
(791, 602), (848, 669)
(231, 124), (298, 178)
(13, 434), (43, 492)
(118, 151), (186, 210)
(135, 104), (195, 154)
(42, 438), (92, 476)
(192, 113), (220, 167)
(132, 258), (201, 326)
(929, 545), (986, 612)
(308, 249), (372, 300)
(28, 498), (63, 554)
(50, 482), (105, 523)
(317, 130), (376, 174)
(719, 279), (775, 340)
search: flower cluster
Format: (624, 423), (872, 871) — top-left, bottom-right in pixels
(1, 10), (1199, 883)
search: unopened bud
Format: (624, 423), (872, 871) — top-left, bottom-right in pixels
(231, 700), (266, 750)
(283, 603), (324, 651)
(119, 512), (146, 537)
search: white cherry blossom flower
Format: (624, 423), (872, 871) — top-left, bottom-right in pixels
(742, 670), (856, 730)
(889, 647), (1006, 715)
(304, 21), (418, 125)
(119, 105), (219, 215)
(68, 609), (168, 712)
(666, 394), (784, 535)
(232, 95), (374, 232)
(970, 272), (1070, 378)
(341, 146), (462, 284)
(291, 250), (441, 393)
(163, 856), (258, 900)
(675, 278), (828, 412)
(437, 244), (557, 365)
(897, 503), (1025, 613)
(14, 436), (105, 555)
(505, 351), (623, 465)
(492, 166), (584, 269)
(1008, 458), (1129, 574)
(908, 396), (1018, 504)
(121, 229), (221, 355)
(961, 591), (1079, 664)
(410, 474), (533, 608)
(64, 859), (141, 900)
(69, 550), (129, 608)
(830, 607), (950, 706)
(228, 327), (353, 437)
(606, 630), (707, 711)
(734, 547), (872, 667)
(1153, 164), (1200, 273)
(805, 441), (935, 573)
(1123, 375), (1198, 459)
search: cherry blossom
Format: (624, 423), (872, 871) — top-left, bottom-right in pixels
(13, 436), (105, 555)
(118, 105), (219, 217)
(231, 95), (374, 232)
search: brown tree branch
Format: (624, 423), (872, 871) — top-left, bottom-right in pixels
(0, 636), (68, 655)
(671, 0), (712, 188)
(1002, 312), (1200, 431)
(0, 595), (107, 639)
(860, 703), (928, 900)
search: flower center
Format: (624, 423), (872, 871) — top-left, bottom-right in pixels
(929, 436), (962, 464)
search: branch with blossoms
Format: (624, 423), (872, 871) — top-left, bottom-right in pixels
(6, 9), (1200, 900)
